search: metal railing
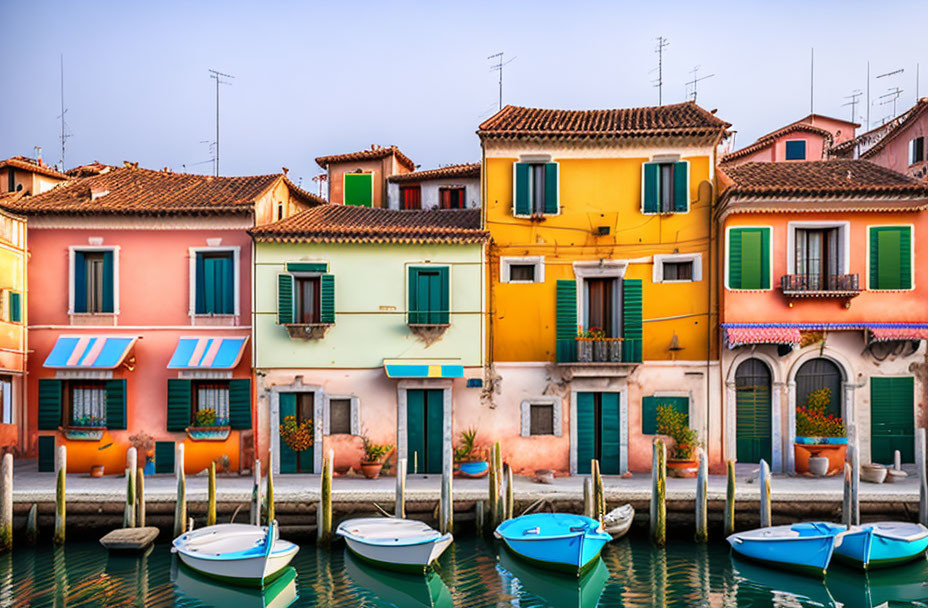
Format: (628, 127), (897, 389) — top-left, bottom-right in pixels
(780, 273), (860, 293)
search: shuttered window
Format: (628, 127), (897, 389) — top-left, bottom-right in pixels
(73, 250), (115, 313)
(871, 376), (915, 463)
(869, 226), (912, 290)
(621, 279), (643, 363)
(513, 162), (558, 216)
(8, 291), (21, 323)
(195, 251), (235, 315)
(166, 378), (192, 431)
(529, 403), (554, 436)
(400, 185), (421, 210)
(785, 140), (806, 160)
(555, 279), (577, 363)
(279, 272), (334, 325)
(154, 441), (175, 474)
(408, 266), (450, 325)
(439, 187), (466, 209)
(641, 395), (689, 435)
(344, 173), (374, 206)
(229, 379), (252, 430)
(728, 227), (771, 290)
(642, 161), (689, 214)
(328, 398), (352, 435)
(37, 379), (63, 430)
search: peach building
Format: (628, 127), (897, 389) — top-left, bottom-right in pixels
(315, 145), (415, 207)
(0, 155), (68, 195)
(722, 114), (859, 167)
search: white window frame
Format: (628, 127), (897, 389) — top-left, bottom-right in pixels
(500, 256), (545, 284)
(513, 155), (560, 218)
(653, 253), (702, 283)
(908, 137), (924, 166)
(723, 225), (774, 291)
(68, 246), (120, 315)
(520, 396), (562, 437)
(786, 221), (850, 276)
(573, 260), (628, 336)
(0, 376), (11, 425)
(323, 394), (360, 435)
(865, 224), (916, 292)
(784, 139), (807, 160)
(188, 246), (241, 317)
(405, 263), (452, 323)
(640, 156), (690, 215)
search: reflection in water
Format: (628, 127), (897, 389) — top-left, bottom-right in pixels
(3, 534), (928, 607)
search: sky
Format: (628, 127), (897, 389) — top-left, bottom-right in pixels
(2, 0), (927, 190)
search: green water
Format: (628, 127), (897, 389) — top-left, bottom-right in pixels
(2, 535), (927, 607)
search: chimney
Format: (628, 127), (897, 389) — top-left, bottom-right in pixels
(34, 146), (44, 166)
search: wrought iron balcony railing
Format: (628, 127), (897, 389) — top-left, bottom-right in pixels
(779, 273), (861, 297)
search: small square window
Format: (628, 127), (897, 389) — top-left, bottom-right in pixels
(785, 140), (806, 160)
(501, 257), (544, 283)
(530, 403), (555, 436)
(663, 261), (693, 281)
(909, 137), (925, 165)
(509, 264), (535, 282)
(329, 398), (351, 435)
(439, 187), (465, 209)
(400, 185), (421, 210)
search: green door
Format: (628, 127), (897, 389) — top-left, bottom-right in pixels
(407, 389), (443, 474)
(279, 392), (314, 473)
(735, 358), (772, 464)
(576, 392), (622, 474)
(871, 377), (915, 464)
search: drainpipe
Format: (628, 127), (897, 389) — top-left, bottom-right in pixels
(707, 131), (724, 462)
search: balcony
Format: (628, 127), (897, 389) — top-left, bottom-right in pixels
(556, 338), (641, 378)
(779, 273), (862, 303)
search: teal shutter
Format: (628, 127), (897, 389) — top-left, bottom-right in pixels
(38, 379), (62, 430)
(871, 377), (915, 463)
(229, 379), (252, 430)
(201, 254), (234, 315)
(871, 227), (911, 290)
(643, 163), (659, 213)
(408, 268), (420, 324)
(437, 267), (450, 325)
(544, 163), (559, 214)
(760, 228), (771, 289)
(673, 161), (689, 212)
(277, 274), (294, 324)
(38, 436), (56, 472)
(9, 291), (21, 323)
(514, 163), (530, 216)
(320, 274), (335, 324)
(102, 250), (114, 313)
(408, 268), (448, 325)
(195, 253), (206, 314)
(555, 280), (577, 363)
(73, 251), (87, 313)
(154, 441), (175, 474)
(622, 279), (643, 363)
(166, 379), (192, 431)
(600, 392), (621, 474)
(278, 393), (298, 474)
(407, 390), (425, 474)
(426, 389), (444, 474)
(642, 396), (689, 435)
(105, 379), (127, 430)
(576, 392), (595, 475)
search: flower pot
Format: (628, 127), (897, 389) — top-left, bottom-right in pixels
(861, 463), (887, 484)
(808, 456), (830, 477)
(186, 426), (231, 441)
(607, 341), (621, 363)
(360, 460), (384, 480)
(144, 457), (155, 476)
(593, 340), (607, 362)
(458, 461), (489, 477)
(667, 458), (698, 478)
(90, 464), (104, 478)
(60, 426), (105, 441)
(577, 341), (593, 362)
(794, 443), (846, 476)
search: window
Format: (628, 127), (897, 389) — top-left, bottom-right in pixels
(869, 226), (912, 290)
(529, 403), (555, 435)
(73, 249), (115, 314)
(509, 264), (536, 282)
(295, 276), (321, 324)
(278, 270), (334, 326)
(909, 137), (925, 165)
(195, 251), (235, 315)
(277, 202), (285, 220)
(344, 172), (374, 206)
(4, 290), (21, 323)
(663, 261), (693, 281)
(328, 398), (351, 434)
(586, 277), (617, 337)
(727, 227), (771, 290)
(85, 252), (105, 313)
(642, 160), (689, 214)
(501, 257), (544, 283)
(794, 228), (839, 290)
(408, 266), (450, 325)
(6, 169), (13, 193)
(69, 382), (107, 427)
(514, 162), (558, 216)
(0, 376), (11, 425)
(785, 140), (807, 160)
(194, 381), (230, 425)
(439, 187), (465, 209)
(400, 185), (421, 210)
(641, 395), (689, 435)
(653, 254), (702, 283)
(520, 397), (561, 437)
(795, 359), (842, 418)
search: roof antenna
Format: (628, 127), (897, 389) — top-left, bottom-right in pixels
(208, 69), (234, 176)
(57, 54), (72, 171)
(651, 36), (669, 105)
(686, 65), (714, 102)
(842, 90), (863, 124)
(488, 52), (515, 111)
(809, 48), (814, 114)
(876, 67), (904, 122)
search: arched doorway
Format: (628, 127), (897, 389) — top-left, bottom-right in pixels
(795, 358), (843, 417)
(735, 358), (772, 464)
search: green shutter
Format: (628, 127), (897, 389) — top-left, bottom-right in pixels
(741, 231), (763, 289)
(320, 274), (335, 324)
(37, 379), (62, 430)
(736, 382), (772, 464)
(102, 250), (114, 313)
(673, 161), (689, 212)
(544, 163), (559, 214)
(871, 377), (915, 463)
(871, 226), (910, 290)
(622, 279), (643, 363)
(9, 291), (21, 323)
(642, 396), (688, 435)
(38, 435), (56, 473)
(166, 379), (192, 431)
(600, 392), (621, 474)
(278, 393), (298, 474)
(899, 227), (912, 289)
(576, 392), (595, 475)
(729, 229), (743, 289)
(408, 267), (448, 325)
(555, 280), (577, 363)
(195, 253), (206, 314)
(344, 173), (373, 206)
(425, 389), (444, 475)
(514, 163), (530, 216)
(155, 441), (176, 474)
(277, 274), (294, 325)
(286, 262), (327, 273)
(229, 379), (252, 430)
(643, 163), (659, 213)
(105, 379), (127, 430)
(408, 268), (420, 324)
(761, 228), (771, 289)
(437, 267), (450, 325)
(407, 389), (425, 474)
(73, 251), (87, 313)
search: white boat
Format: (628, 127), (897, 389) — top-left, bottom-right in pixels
(727, 522), (847, 576)
(336, 517), (453, 573)
(602, 504), (634, 540)
(172, 522), (299, 586)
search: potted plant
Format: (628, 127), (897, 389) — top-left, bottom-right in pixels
(656, 404), (700, 478)
(186, 408), (231, 441)
(794, 388), (847, 476)
(360, 436), (393, 479)
(60, 414), (106, 440)
(279, 415), (313, 455)
(129, 430), (155, 475)
(453, 427), (489, 478)
(576, 327), (608, 362)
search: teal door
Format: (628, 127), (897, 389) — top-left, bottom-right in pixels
(576, 392), (621, 474)
(735, 358), (773, 464)
(279, 392), (314, 473)
(871, 377), (915, 463)
(407, 389), (443, 474)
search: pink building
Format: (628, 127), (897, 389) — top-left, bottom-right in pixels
(723, 114), (859, 166)
(0, 164), (321, 474)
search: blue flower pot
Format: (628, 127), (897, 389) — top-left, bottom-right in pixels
(459, 461), (489, 476)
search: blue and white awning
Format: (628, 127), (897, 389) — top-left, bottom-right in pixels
(168, 337), (248, 370)
(383, 359), (464, 379)
(44, 336), (138, 369)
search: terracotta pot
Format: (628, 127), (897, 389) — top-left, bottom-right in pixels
(794, 443), (847, 476)
(667, 458), (698, 478)
(808, 456), (830, 477)
(90, 465), (105, 478)
(360, 460), (384, 480)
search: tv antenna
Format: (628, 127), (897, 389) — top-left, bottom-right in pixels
(208, 69), (234, 176)
(650, 37), (670, 105)
(488, 52), (516, 111)
(685, 65), (714, 102)
(842, 90), (863, 123)
(879, 87), (904, 120)
(57, 54), (72, 170)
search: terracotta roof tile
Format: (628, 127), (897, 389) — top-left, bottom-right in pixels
(831, 98), (928, 159)
(477, 102), (730, 140)
(249, 205), (487, 244)
(0, 156), (68, 180)
(315, 145), (416, 171)
(0, 166), (325, 216)
(721, 123), (834, 163)
(387, 163), (480, 183)
(66, 161), (114, 178)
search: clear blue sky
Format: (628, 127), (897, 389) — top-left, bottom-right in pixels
(2, 1), (926, 188)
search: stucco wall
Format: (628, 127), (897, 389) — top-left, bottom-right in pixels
(0, 211), (27, 450)
(865, 113), (928, 180)
(386, 177), (481, 210)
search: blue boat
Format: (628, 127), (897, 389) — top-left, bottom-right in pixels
(727, 522), (847, 576)
(494, 513), (612, 576)
(833, 522), (928, 570)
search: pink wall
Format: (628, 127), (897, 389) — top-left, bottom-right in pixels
(803, 115), (858, 144)
(865, 114), (928, 180)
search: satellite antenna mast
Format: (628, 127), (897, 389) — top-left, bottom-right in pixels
(876, 68), (905, 120)
(842, 90), (863, 123)
(810, 48), (814, 113)
(488, 52), (515, 111)
(208, 69), (234, 176)
(685, 65), (714, 102)
(652, 36), (669, 105)
(879, 87), (904, 120)
(57, 54), (72, 170)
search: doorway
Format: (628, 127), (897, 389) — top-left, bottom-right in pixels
(407, 389), (443, 474)
(279, 392), (314, 473)
(576, 392), (622, 474)
(735, 358), (773, 464)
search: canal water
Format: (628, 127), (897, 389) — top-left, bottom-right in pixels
(2, 534), (927, 607)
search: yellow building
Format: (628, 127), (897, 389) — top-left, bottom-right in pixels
(474, 102), (730, 474)
(0, 200), (27, 453)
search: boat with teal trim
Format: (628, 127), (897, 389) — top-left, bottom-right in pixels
(727, 522), (847, 576)
(494, 513), (612, 576)
(344, 549), (453, 607)
(833, 521), (928, 570)
(336, 517), (453, 574)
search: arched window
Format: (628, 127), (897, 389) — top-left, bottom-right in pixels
(795, 358), (842, 417)
(735, 358), (772, 463)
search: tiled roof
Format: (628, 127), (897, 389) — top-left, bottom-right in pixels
(831, 98), (928, 159)
(477, 102), (730, 140)
(721, 123), (834, 163)
(0, 156), (68, 180)
(0, 166), (325, 216)
(249, 205), (487, 244)
(315, 145), (416, 171)
(66, 161), (114, 178)
(387, 163), (480, 183)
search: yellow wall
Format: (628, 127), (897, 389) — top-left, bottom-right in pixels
(485, 151), (718, 363)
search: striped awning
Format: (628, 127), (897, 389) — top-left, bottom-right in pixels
(44, 336), (138, 369)
(383, 359), (464, 379)
(725, 327), (802, 348)
(870, 327), (928, 342)
(167, 337), (248, 370)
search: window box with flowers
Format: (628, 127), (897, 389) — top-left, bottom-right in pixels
(61, 414), (107, 441)
(186, 408), (231, 441)
(575, 327), (622, 363)
(794, 388), (847, 476)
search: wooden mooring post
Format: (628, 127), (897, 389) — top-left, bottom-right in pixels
(207, 462), (217, 527)
(266, 452), (275, 524)
(124, 447), (137, 528)
(650, 440), (666, 547)
(0, 453), (11, 551)
(695, 448), (708, 543)
(318, 449), (333, 546)
(25, 504), (37, 545)
(591, 460), (604, 524)
(489, 442), (502, 530)
(849, 443), (860, 526)
(54, 445), (66, 545)
(583, 477), (593, 518)
(504, 464), (513, 522)
(917, 429), (927, 526)
(759, 459), (771, 528)
(440, 444), (453, 534)
(136, 466), (145, 528)
(395, 457), (407, 519)
(173, 443), (186, 538)
(842, 462), (852, 526)
(251, 459), (261, 526)
(724, 460), (735, 537)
